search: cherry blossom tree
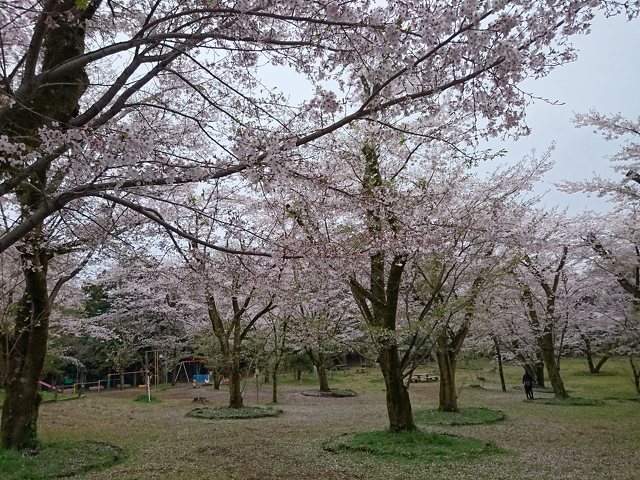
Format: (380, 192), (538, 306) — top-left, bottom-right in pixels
(265, 120), (555, 428)
(1, 0), (638, 450)
(563, 110), (640, 390)
(563, 111), (640, 203)
(283, 261), (361, 394)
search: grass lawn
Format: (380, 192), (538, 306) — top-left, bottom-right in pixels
(1, 358), (638, 479)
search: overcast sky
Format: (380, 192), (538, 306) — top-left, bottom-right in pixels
(498, 14), (639, 213)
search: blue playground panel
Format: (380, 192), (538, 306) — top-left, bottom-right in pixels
(192, 374), (210, 383)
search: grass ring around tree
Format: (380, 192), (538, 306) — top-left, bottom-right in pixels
(0, 441), (124, 479)
(186, 406), (283, 420)
(300, 389), (357, 398)
(413, 406), (506, 426)
(322, 430), (504, 463)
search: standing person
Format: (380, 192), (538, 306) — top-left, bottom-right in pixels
(522, 371), (535, 400)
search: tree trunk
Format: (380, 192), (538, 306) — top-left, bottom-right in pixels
(493, 336), (507, 392)
(119, 370), (124, 390)
(436, 334), (459, 412)
(317, 357), (330, 393)
(630, 356), (640, 395)
(378, 346), (415, 432)
(349, 144), (415, 432)
(307, 349), (331, 392)
(535, 361), (545, 388)
(213, 368), (222, 390)
(0, 0), (92, 450)
(228, 366), (243, 409)
(592, 356), (609, 374)
(1, 243), (51, 450)
(271, 370), (278, 404)
(539, 331), (568, 399)
(584, 336), (596, 373)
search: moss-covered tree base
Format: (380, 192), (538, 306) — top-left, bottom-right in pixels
(0, 441), (123, 479)
(301, 389), (357, 398)
(186, 406), (283, 420)
(323, 430), (504, 463)
(413, 407), (505, 426)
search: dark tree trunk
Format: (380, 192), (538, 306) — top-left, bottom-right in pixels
(348, 144), (416, 432)
(539, 331), (568, 399)
(584, 336), (596, 373)
(1, 240), (50, 450)
(212, 368), (222, 390)
(592, 356), (609, 374)
(535, 361), (546, 388)
(207, 294), (274, 410)
(0, 336), (8, 388)
(317, 352), (330, 393)
(271, 370), (278, 404)
(228, 366), (243, 409)
(379, 345), (414, 432)
(492, 336), (507, 392)
(583, 337), (610, 374)
(0, 0), (92, 450)
(436, 334), (459, 412)
(307, 349), (331, 392)
(119, 370), (124, 390)
(630, 357), (640, 395)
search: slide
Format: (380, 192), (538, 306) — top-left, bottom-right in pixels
(38, 380), (64, 393)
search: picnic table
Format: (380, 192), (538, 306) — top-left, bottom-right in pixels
(332, 364), (349, 371)
(410, 372), (439, 383)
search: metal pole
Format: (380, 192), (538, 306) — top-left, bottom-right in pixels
(145, 351), (151, 402)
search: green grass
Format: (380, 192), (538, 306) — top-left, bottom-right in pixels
(539, 397), (605, 406)
(323, 430), (504, 463)
(0, 441), (123, 479)
(186, 406), (283, 419)
(413, 407), (505, 425)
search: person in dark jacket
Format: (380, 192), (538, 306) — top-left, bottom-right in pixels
(522, 371), (535, 399)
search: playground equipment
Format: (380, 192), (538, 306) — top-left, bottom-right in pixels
(172, 359), (207, 385)
(38, 380), (63, 393)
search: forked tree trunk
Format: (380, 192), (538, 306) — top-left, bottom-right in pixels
(583, 337), (610, 374)
(207, 294), (274, 410)
(349, 144), (416, 433)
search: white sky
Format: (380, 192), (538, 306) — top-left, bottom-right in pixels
(500, 14), (639, 213)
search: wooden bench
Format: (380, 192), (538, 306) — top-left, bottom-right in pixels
(410, 373), (439, 383)
(355, 368), (366, 374)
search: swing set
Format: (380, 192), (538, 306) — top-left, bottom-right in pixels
(172, 359), (208, 384)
